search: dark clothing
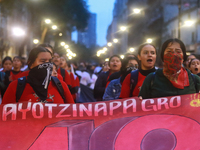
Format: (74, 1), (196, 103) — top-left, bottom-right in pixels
(94, 71), (110, 101)
(139, 68), (200, 99)
(108, 71), (121, 81)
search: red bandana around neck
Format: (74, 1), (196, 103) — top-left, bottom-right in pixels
(163, 52), (189, 89)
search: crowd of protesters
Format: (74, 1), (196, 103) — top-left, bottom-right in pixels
(0, 38), (200, 104)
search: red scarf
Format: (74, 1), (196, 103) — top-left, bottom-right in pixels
(163, 52), (189, 89)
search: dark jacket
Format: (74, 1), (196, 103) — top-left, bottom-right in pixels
(139, 68), (200, 99)
(94, 71), (110, 101)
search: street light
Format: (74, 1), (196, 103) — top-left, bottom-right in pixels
(65, 45), (69, 48)
(105, 58), (109, 61)
(120, 55), (124, 59)
(113, 39), (118, 43)
(146, 38), (153, 43)
(12, 27), (25, 36)
(184, 20), (194, 26)
(52, 25), (57, 30)
(133, 8), (141, 14)
(120, 26), (127, 31)
(103, 47), (108, 51)
(45, 19), (51, 24)
(129, 48), (135, 52)
(33, 39), (39, 44)
(107, 42), (112, 47)
(59, 33), (62, 36)
(60, 42), (65, 46)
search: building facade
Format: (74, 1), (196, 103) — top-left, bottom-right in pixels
(78, 13), (97, 49)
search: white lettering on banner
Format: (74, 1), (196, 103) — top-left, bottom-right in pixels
(123, 99), (137, 113)
(2, 104), (17, 121)
(142, 96), (182, 111)
(18, 102), (32, 119)
(157, 98), (169, 110)
(1, 96), (182, 121)
(73, 104), (77, 117)
(56, 104), (71, 118)
(79, 104), (92, 117)
(32, 103), (44, 118)
(142, 99), (157, 111)
(109, 101), (121, 115)
(170, 96), (181, 108)
(45, 104), (57, 118)
(94, 103), (107, 116)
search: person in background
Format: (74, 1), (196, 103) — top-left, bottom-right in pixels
(0, 56), (12, 72)
(2, 46), (74, 104)
(20, 57), (28, 71)
(60, 56), (78, 101)
(119, 43), (157, 98)
(94, 55), (122, 101)
(4, 56), (23, 96)
(188, 58), (200, 75)
(184, 54), (196, 69)
(101, 61), (110, 73)
(52, 47), (72, 89)
(139, 38), (200, 99)
(103, 57), (139, 101)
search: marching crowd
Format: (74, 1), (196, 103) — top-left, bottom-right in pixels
(0, 38), (200, 104)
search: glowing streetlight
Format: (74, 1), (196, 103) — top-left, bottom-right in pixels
(103, 47), (108, 51)
(120, 26), (127, 31)
(52, 25), (57, 30)
(65, 45), (69, 48)
(59, 33), (63, 36)
(105, 58), (109, 61)
(45, 19), (51, 24)
(133, 8), (141, 14)
(33, 39), (39, 44)
(120, 55), (124, 59)
(113, 39), (118, 43)
(107, 42), (112, 47)
(184, 20), (194, 26)
(68, 56), (72, 59)
(12, 27), (25, 36)
(129, 48), (135, 52)
(146, 38), (153, 43)
(73, 53), (76, 57)
(60, 42), (65, 46)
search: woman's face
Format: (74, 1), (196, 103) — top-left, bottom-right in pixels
(138, 45), (156, 70)
(52, 53), (60, 67)
(30, 52), (52, 69)
(189, 59), (200, 74)
(3, 60), (12, 71)
(164, 42), (183, 63)
(109, 57), (122, 72)
(60, 56), (67, 69)
(127, 59), (138, 69)
(186, 55), (196, 68)
(102, 61), (109, 72)
(13, 58), (22, 69)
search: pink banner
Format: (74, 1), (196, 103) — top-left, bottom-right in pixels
(0, 93), (200, 150)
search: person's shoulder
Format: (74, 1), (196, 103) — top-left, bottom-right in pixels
(8, 79), (18, 87)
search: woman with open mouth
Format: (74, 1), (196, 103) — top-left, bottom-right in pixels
(94, 55), (122, 101)
(189, 58), (200, 76)
(119, 43), (157, 98)
(139, 38), (200, 99)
